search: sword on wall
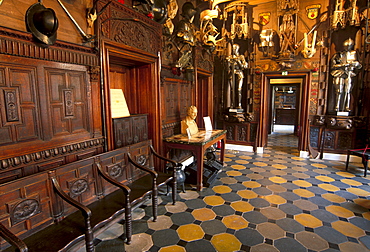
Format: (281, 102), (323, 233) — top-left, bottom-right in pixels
(56, 0), (95, 42)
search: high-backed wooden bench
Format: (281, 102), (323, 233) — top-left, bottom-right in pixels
(0, 140), (179, 252)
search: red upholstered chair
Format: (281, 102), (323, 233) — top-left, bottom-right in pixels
(346, 145), (370, 177)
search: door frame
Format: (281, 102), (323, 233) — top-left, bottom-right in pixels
(257, 71), (311, 151)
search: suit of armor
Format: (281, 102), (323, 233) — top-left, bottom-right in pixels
(330, 38), (362, 112)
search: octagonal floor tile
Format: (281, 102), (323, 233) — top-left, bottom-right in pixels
(231, 164), (246, 170)
(341, 178), (363, 186)
(262, 194), (287, 205)
(256, 222), (285, 240)
(212, 185), (232, 194)
(239, 155), (253, 160)
(336, 171), (356, 178)
(326, 205), (355, 218)
(219, 176), (238, 185)
(230, 200), (254, 212)
(201, 219), (227, 235)
(159, 245), (186, 252)
(148, 215), (173, 230)
(321, 193), (346, 203)
(179, 190), (199, 200)
(242, 181), (261, 188)
(293, 188), (315, 198)
(222, 215), (249, 230)
(151, 229), (179, 248)
(274, 237), (306, 252)
(315, 175), (335, 182)
(203, 195), (225, 206)
(295, 231), (329, 251)
(125, 233), (153, 252)
(294, 213), (322, 228)
(253, 162), (268, 167)
(339, 241), (370, 252)
(250, 243), (279, 252)
(260, 207), (286, 220)
(226, 170), (243, 177)
(311, 163), (327, 168)
(177, 224), (205, 242)
(237, 189), (258, 199)
(211, 233), (241, 252)
(235, 228), (265, 247)
(235, 159), (249, 164)
(318, 183), (340, 192)
(192, 208), (216, 221)
(266, 184), (287, 193)
(353, 198), (370, 209)
(165, 201), (188, 213)
(293, 199), (319, 211)
(347, 187), (370, 197)
(292, 180), (312, 188)
(269, 176), (288, 184)
(331, 220), (366, 238)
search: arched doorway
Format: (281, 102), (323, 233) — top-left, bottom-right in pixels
(257, 71), (311, 151)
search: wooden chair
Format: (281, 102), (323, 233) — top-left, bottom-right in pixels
(346, 145), (370, 177)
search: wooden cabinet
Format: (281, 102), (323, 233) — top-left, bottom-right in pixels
(113, 114), (148, 148)
(224, 122), (258, 147)
(275, 108), (296, 125)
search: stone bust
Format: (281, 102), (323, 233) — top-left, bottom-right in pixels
(181, 105), (199, 135)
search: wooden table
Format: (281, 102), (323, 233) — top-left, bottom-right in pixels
(163, 130), (226, 190)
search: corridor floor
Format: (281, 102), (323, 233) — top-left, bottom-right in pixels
(87, 132), (370, 252)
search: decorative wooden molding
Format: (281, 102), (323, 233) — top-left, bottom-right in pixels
(98, 0), (162, 56)
(0, 137), (105, 169)
(0, 26), (98, 66)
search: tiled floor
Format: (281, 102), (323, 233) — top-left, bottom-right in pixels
(82, 132), (370, 252)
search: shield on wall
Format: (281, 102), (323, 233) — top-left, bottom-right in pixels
(259, 12), (271, 26)
(306, 4), (321, 20)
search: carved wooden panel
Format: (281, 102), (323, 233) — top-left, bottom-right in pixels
(113, 114), (148, 148)
(224, 122), (258, 146)
(0, 172), (53, 246)
(98, 0), (162, 56)
(0, 65), (39, 145)
(54, 158), (98, 216)
(47, 69), (90, 137)
(127, 140), (153, 181)
(96, 146), (129, 196)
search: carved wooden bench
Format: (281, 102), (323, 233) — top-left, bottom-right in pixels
(0, 140), (179, 252)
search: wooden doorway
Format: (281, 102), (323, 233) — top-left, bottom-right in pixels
(257, 72), (311, 151)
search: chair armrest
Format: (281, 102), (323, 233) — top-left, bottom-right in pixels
(96, 162), (131, 195)
(50, 176), (92, 220)
(0, 222), (28, 252)
(149, 145), (180, 167)
(127, 153), (158, 179)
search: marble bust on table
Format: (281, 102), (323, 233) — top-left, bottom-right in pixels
(181, 105), (198, 136)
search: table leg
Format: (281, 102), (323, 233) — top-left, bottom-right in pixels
(195, 147), (204, 191)
(346, 151), (350, 171)
(220, 137), (225, 164)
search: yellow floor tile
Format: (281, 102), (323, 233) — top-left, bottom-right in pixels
(192, 208), (216, 221)
(231, 164), (246, 170)
(213, 185), (232, 194)
(315, 175), (335, 182)
(311, 163), (327, 168)
(211, 233), (241, 252)
(336, 171), (356, 178)
(242, 181), (261, 188)
(177, 224), (205, 242)
(253, 162), (268, 167)
(230, 201), (254, 212)
(269, 176), (288, 184)
(326, 205), (355, 218)
(272, 164), (287, 169)
(226, 170), (243, 177)
(322, 193), (346, 203)
(346, 188), (370, 197)
(292, 180), (312, 187)
(293, 188), (315, 198)
(236, 160), (249, 164)
(159, 245), (186, 252)
(353, 198), (370, 209)
(332, 221), (366, 238)
(222, 215), (249, 230)
(203, 195), (225, 206)
(340, 179), (363, 186)
(318, 183), (340, 192)
(239, 155), (252, 160)
(237, 189), (258, 199)
(295, 213), (323, 228)
(263, 195), (287, 205)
